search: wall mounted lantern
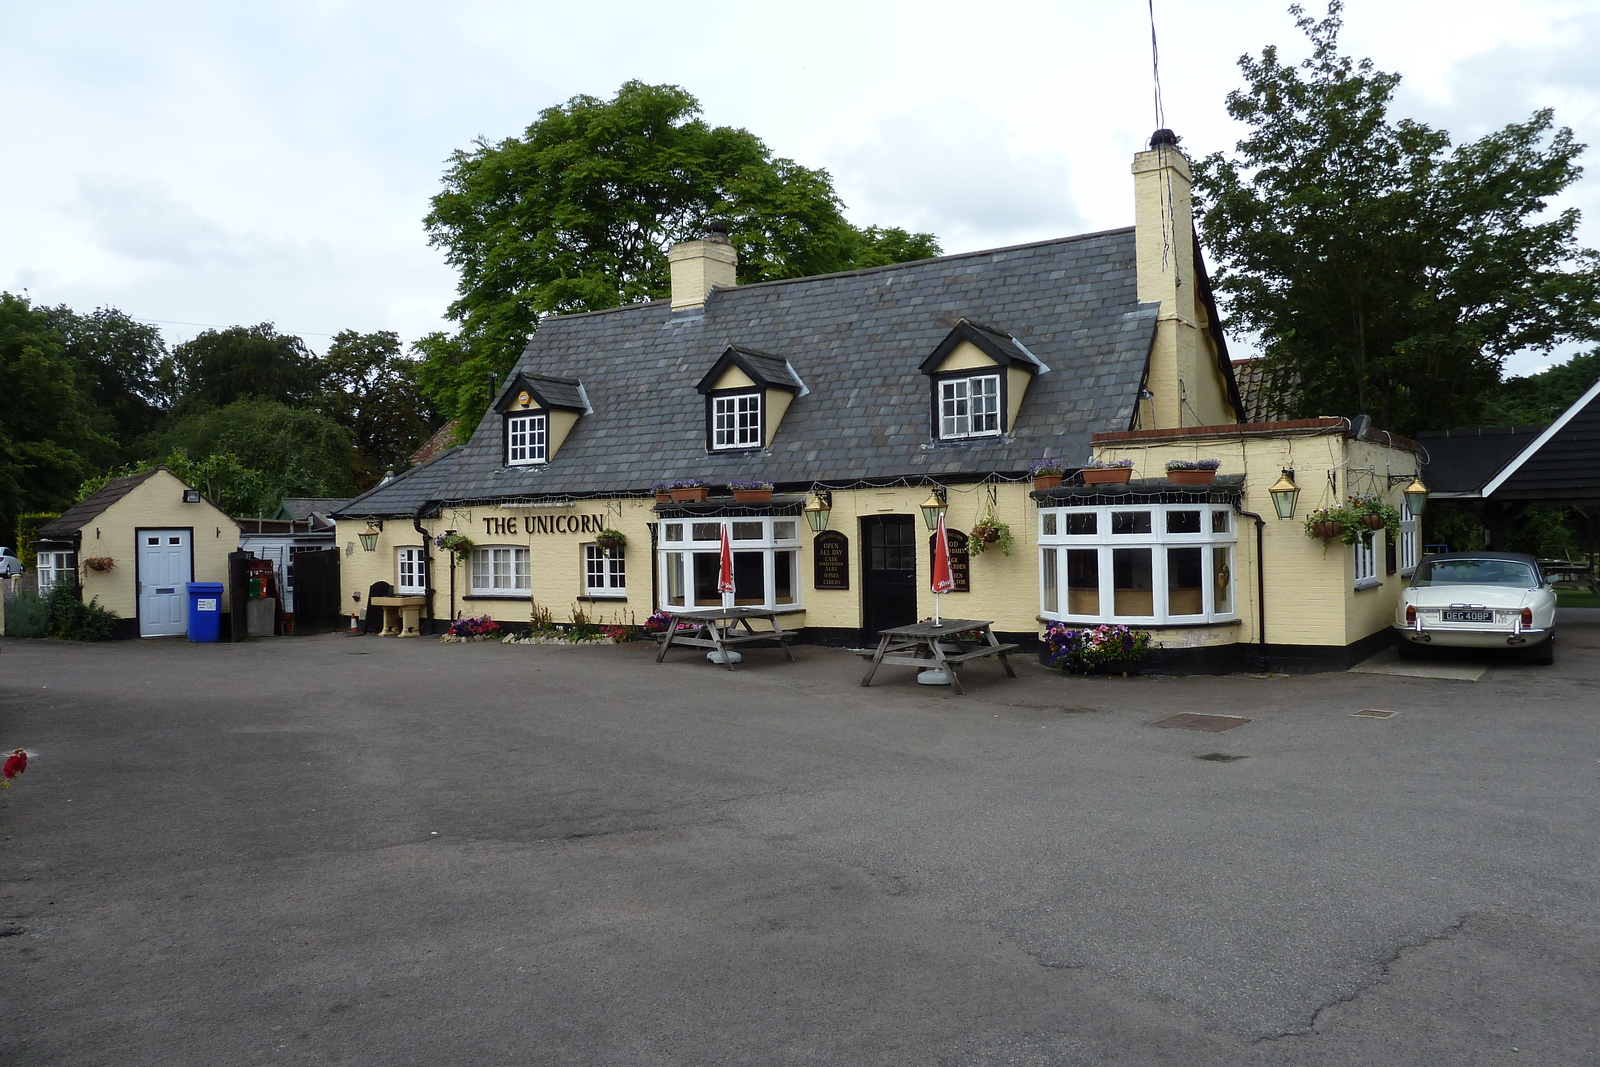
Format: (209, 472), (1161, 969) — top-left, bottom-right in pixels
(181, 489), (201, 504)
(358, 519), (382, 552)
(1403, 476), (1429, 517)
(919, 489), (948, 532)
(803, 492), (832, 533)
(1268, 469), (1301, 520)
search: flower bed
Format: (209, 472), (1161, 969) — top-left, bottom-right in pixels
(1042, 622), (1152, 674)
(440, 615), (501, 642)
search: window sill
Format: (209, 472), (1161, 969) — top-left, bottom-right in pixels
(1353, 579), (1383, 592)
(577, 594), (629, 601)
(463, 593), (532, 600)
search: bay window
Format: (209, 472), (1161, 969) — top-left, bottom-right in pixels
(658, 517), (800, 611)
(1039, 504), (1237, 624)
(470, 546), (530, 595)
(36, 551), (76, 590)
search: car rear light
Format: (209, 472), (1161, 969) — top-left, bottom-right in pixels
(1405, 606), (1416, 624)
(1522, 607), (1533, 627)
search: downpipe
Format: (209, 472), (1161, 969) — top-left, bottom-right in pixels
(413, 500), (439, 636)
(1236, 507), (1268, 673)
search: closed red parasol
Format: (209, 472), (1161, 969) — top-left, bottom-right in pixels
(718, 524), (735, 595)
(931, 513), (954, 622)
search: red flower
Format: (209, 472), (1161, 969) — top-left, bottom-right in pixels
(2, 749), (27, 784)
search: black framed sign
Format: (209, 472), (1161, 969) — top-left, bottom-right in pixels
(930, 528), (971, 592)
(813, 530), (849, 590)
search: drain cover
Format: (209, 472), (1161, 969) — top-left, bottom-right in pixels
(1154, 713), (1251, 732)
(1353, 709), (1397, 719)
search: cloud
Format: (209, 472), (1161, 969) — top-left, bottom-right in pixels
(830, 107), (1085, 253)
(74, 175), (262, 267)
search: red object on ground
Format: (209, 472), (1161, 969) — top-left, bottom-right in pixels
(3, 748), (27, 784)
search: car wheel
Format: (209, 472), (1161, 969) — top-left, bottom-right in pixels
(1396, 638), (1425, 660)
(1523, 635), (1555, 665)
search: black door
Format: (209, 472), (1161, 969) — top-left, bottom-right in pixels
(292, 548), (342, 633)
(862, 515), (918, 639)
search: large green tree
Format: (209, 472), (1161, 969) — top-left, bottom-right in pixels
(420, 80), (940, 424)
(161, 323), (319, 414)
(41, 304), (169, 457)
(145, 398), (355, 512)
(1194, 1), (1600, 435)
(318, 329), (441, 488)
(0, 293), (118, 541)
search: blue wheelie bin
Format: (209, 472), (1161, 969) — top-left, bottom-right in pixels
(186, 582), (224, 642)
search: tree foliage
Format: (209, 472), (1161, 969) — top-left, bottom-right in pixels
(161, 323), (320, 413)
(144, 398), (355, 509)
(319, 330), (440, 488)
(40, 304), (169, 457)
(1487, 348), (1600, 426)
(421, 81), (941, 424)
(1194, 1), (1600, 435)
(0, 293), (118, 542)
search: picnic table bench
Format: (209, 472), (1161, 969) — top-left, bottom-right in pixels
(858, 618), (1019, 696)
(654, 607), (799, 671)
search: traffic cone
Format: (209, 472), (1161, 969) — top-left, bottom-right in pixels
(348, 613), (359, 634)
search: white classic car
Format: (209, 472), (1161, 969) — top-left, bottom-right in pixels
(1394, 551), (1557, 664)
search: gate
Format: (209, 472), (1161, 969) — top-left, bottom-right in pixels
(292, 548), (342, 633)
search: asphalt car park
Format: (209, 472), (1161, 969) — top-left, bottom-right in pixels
(2, 628), (1598, 1066)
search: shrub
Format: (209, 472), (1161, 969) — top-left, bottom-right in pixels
(1043, 622), (1152, 673)
(3, 592), (50, 638)
(13, 513), (58, 571)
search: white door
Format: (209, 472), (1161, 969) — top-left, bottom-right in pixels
(138, 529), (192, 637)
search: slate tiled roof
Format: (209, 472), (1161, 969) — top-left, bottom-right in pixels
(37, 468), (164, 539)
(499, 373), (588, 413)
(339, 229), (1159, 517)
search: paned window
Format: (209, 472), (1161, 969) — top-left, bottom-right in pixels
(659, 517), (800, 611)
(397, 547), (428, 595)
(1399, 499), (1419, 575)
(506, 413), (547, 465)
(938, 374), (1001, 439)
(1038, 504), (1237, 624)
(36, 551), (75, 590)
(711, 392), (762, 449)
(469, 546), (530, 595)
(1354, 534), (1380, 589)
(584, 544), (626, 596)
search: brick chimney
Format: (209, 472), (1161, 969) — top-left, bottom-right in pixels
(667, 220), (737, 311)
(1132, 129), (1211, 429)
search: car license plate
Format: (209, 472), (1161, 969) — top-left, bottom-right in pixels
(1442, 609), (1493, 622)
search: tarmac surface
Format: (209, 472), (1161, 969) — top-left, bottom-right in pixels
(2, 625), (1598, 1066)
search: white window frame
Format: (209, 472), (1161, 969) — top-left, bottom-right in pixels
(469, 545), (530, 595)
(397, 546), (428, 595)
(657, 516), (802, 611)
(583, 543), (626, 597)
(938, 373), (1002, 439)
(1037, 504), (1239, 625)
(711, 391), (762, 450)
(1399, 499), (1419, 576)
(506, 412), (548, 466)
(1354, 533), (1380, 590)
(36, 550), (76, 590)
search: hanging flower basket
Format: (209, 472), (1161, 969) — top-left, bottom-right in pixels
(595, 529), (627, 551)
(83, 557), (116, 572)
(968, 510), (1014, 557)
(1361, 512), (1386, 530)
(1311, 520), (1342, 539)
(434, 532), (475, 560)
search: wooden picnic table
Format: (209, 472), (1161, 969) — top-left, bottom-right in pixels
(654, 607), (799, 671)
(858, 618), (1019, 696)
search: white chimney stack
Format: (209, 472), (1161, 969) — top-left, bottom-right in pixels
(667, 220), (737, 311)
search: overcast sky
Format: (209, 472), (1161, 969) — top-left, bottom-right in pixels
(3, 0), (1596, 376)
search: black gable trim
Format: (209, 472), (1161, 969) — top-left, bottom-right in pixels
(494, 372), (587, 414)
(695, 345), (801, 395)
(919, 319), (1043, 376)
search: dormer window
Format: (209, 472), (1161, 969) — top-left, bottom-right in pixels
(712, 390), (762, 450)
(939, 374), (1001, 438)
(507, 411), (548, 465)
(493, 373), (589, 468)
(696, 345), (804, 453)
(921, 319), (1048, 443)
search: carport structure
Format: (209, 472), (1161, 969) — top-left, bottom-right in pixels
(1418, 376), (1600, 553)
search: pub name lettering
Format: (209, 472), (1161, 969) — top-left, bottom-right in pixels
(484, 514), (607, 536)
